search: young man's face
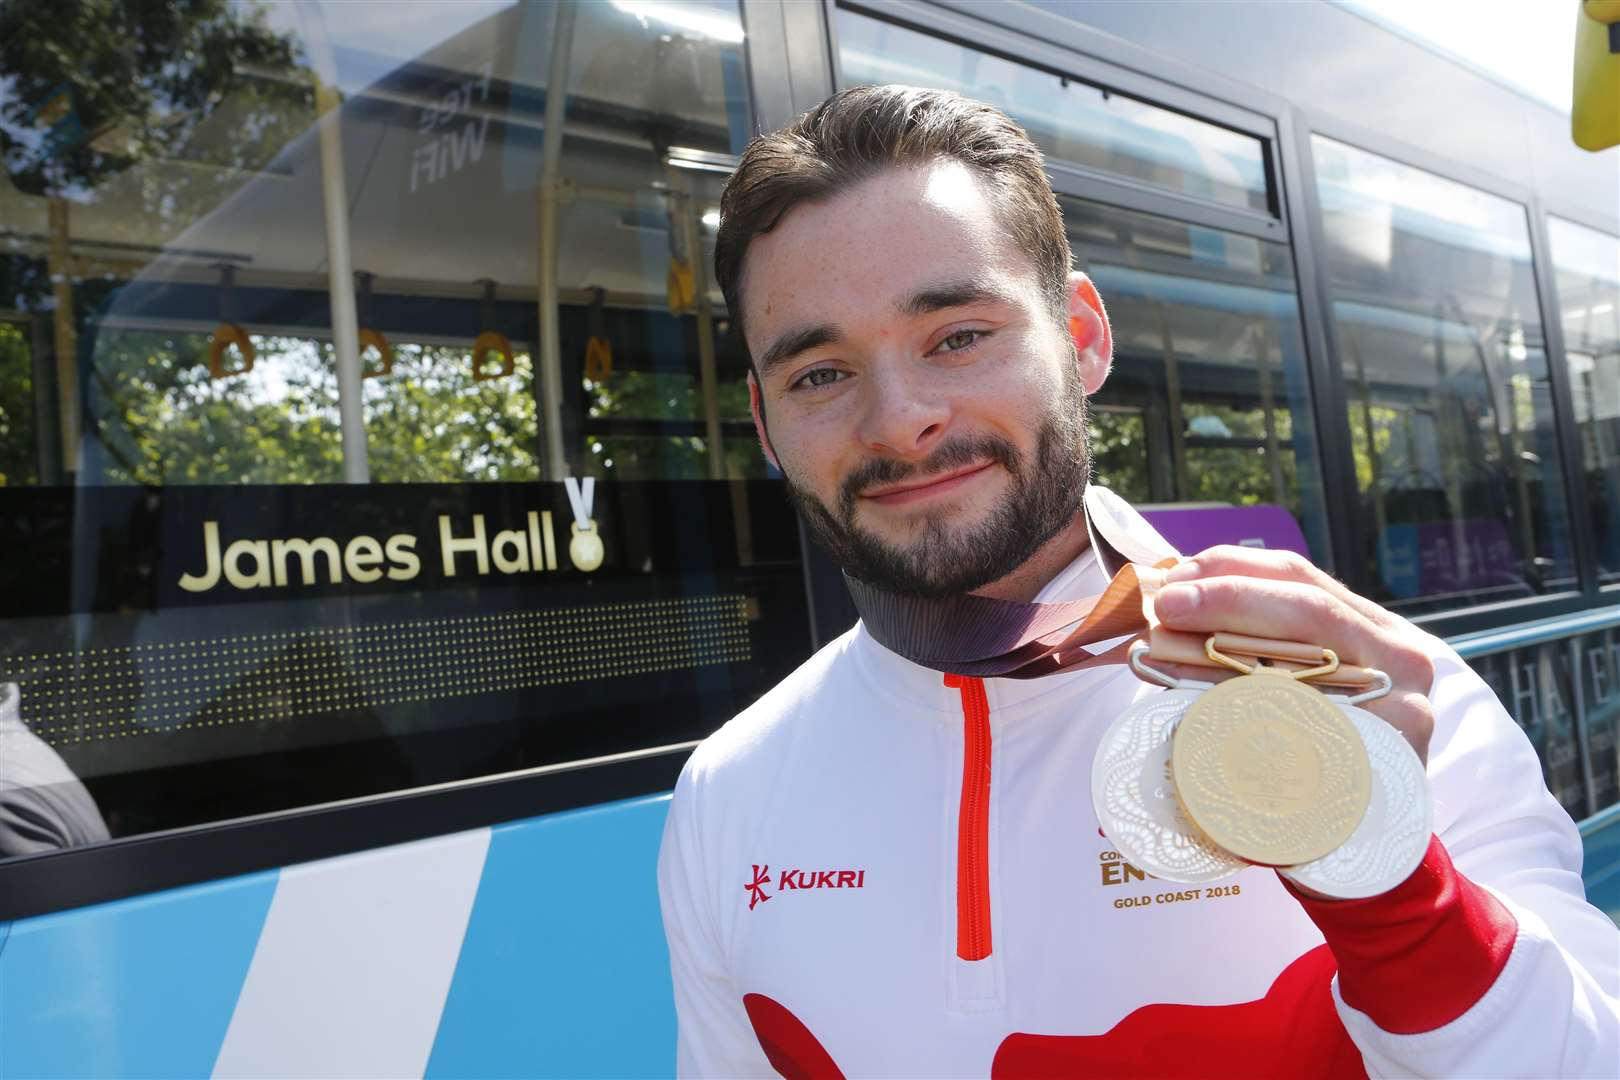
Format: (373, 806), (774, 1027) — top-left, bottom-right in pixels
(742, 159), (1110, 598)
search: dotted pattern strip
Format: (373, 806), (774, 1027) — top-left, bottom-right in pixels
(0, 596), (752, 747)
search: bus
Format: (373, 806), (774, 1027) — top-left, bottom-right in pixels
(0, 1), (1616, 1074)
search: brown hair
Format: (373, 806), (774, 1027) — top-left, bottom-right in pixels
(714, 84), (1072, 357)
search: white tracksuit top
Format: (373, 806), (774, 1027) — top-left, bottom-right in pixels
(658, 544), (1620, 1078)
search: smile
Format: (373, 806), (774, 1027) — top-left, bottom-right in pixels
(860, 462), (996, 507)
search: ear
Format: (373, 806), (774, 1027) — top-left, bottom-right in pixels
(748, 370), (782, 471)
(1067, 271), (1112, 395)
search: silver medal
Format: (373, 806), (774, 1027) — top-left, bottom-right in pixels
(1091, 687), (1247, 884)
(1279, 702), (1431, 899)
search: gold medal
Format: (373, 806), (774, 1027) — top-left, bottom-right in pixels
(569, 521), (604, 572)
(1171, 644), (1371, 867)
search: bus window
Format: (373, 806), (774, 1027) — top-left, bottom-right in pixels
(833, 10), (1329, 564)
(1312, 136), (1577, 615)
(1066, 200), (1328, 562)
(0, 0), (803, 852)
(835, 7), (1271, 214)
(1547, 216), (1620, 585)
(1471, 640), (1594, 821)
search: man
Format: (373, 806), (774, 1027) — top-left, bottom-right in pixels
(657, 85), (1619, 1077)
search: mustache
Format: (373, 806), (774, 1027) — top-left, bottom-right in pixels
(839, 434), (1022, 516)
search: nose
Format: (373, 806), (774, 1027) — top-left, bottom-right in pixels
(854, 360), (951, 458)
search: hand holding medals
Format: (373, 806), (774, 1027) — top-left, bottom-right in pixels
(847, 490), (1439, 899)
(1093, 545), (1438, 900)
(1094, 640), (1432, 898)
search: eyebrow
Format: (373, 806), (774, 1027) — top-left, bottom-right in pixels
(755, 279), (1016, 380)
(756, 322), (842, 379)
(898, 279), (1019, 318)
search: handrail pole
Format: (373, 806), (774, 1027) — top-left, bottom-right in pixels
(302, 6), (368, 483)
(537, 1), (577, 482)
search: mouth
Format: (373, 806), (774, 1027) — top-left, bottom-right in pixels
(859, 462), (996, 508)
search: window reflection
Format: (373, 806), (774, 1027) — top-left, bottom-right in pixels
(1068, 200), (1328, 562)
(0, 0), (810, 855)
(1313, 136), (1574, 613)
(836, 8), (1271, 213)
(3, 0), (757, 488)
(1471, 641), (1592, 819)
(0, 321), (40, 486)
(1548, 217), (1620, 583)
(1578, 629), (1620, 814)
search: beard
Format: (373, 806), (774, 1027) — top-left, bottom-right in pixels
(780, 367), (1091, 598)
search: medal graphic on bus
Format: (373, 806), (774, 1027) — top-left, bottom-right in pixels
(564, 476), (603, 572)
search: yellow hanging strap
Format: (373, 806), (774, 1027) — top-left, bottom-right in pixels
(585, 336), (613, 382)
(667, 257), (695, 313)
(1574, 0), (1620, 151)
(208, 323), (254, 378)
(208, 265), (253, 378)
(353, 271), (392, 380)
(472, 278), (513, 381)
(473, 331), (514, 381)
(584, 286), (613, 382)
(359, 327), (393, 379)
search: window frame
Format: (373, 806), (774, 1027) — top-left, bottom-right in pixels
(835, 0), (1289, 241)
(0, 1), (776, 918)
(1291, 110), (1602, 637)
(1540, 209), (1620, 603)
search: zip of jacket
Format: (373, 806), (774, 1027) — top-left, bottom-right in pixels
(945, 673), (992, 961)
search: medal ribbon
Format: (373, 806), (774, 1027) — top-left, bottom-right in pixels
(564, 476), (596, 529)
(848, 486), (1378, 689)
(846, 486), (1174, 679)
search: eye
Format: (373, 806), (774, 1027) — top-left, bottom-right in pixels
(791, 367), (848, 390)
(931, 329), (987, 354)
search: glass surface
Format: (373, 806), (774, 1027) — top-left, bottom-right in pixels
(0, 0), (809, 859)
(1548, 217), (1620, 583)
(1578, 628), (1620, 815)
(1469, 640), (1592, 820)
(836, 8), (1270, 213)
(0, 321), (39, 486)
(1312, 136), (1575, 614)
(1067, 199), (1329, 563)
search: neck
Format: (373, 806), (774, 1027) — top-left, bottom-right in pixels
(967, 515), (1092, 603)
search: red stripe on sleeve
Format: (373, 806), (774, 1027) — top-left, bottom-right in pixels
(1283, 834), (1518, 1034)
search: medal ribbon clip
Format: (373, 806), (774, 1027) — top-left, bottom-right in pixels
(1202, 634), (1393, 704)
(1204, 636), (1339, 682)
(1143, 627), (1383, 691)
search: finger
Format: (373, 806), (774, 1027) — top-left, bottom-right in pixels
(1167, 546), (1398, 632)
(1153, 574), (1430, 687)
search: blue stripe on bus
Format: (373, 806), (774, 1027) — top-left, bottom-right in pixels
(0, 869), (277, 1080)
(426, 794), (676, 1079)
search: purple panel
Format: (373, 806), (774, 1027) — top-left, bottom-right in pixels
(1139, 505), (1310, 560)
(1415, 518), (1520, 593)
